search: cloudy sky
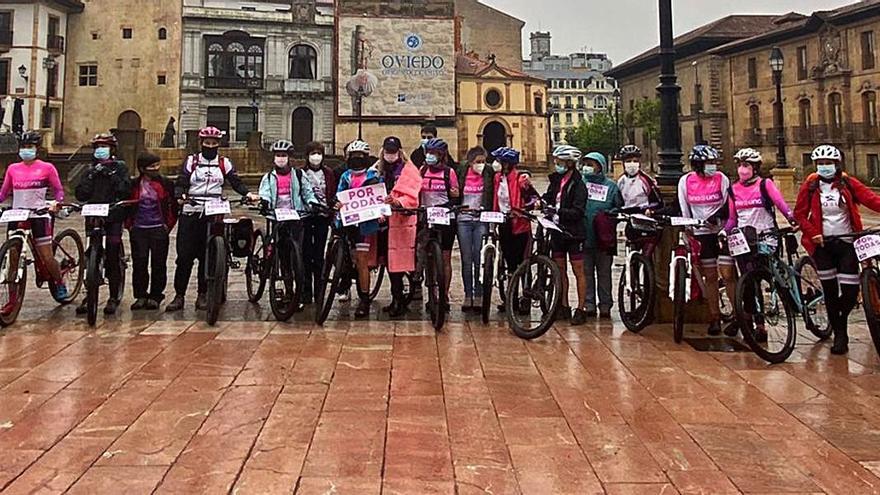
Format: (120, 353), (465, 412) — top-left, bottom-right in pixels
(481, 0), (855, 64)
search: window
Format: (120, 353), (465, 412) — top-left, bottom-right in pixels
(157, 74), (166, 85)
(552, 96), (559, 107)
(864, 91), (877, 126)
(158, 27), (167, 40)
(594, 96), (607, 109)
(78, 64), (97, 86)
(205, 32), (264, 89)
(749, 104), (760, 131)
(553, 131), (560, 142)
(797, 46), (808, 80)
(485, 89), (502, 108)
(91, 32), (98, 40)
(47, 16), (60, 49)
(288, 44), (317, 79)
(0, 12), (11, 44)
(802, 153), (813, 169)
(863, 31), (876, 70)
(578, 113), (585, 122)
(533, 96), (543, 115)
(565, 113), (573, 125)
(122, 28), (132, 39)
(577, 95), (584, 107)
(564, 96), (572, 108)
(747, 57), (757, 89)
(552, 113), (560, 124)
(799, 99), (812, 128)
(206, 106), (230, 146)
(236, 106), (257, 142)
(47, 63), (58, 97)
(0, 59), (8, 95)
(870, 154), (880, 177)
(829, 93), (843, 128)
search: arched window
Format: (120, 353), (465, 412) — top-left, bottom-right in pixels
(593, 96), (607, 109)
(799, 99), (812, 128)
(829, 93), (843, 128)
(289, 44), (317, 79)
(158, 27), (167, 40)
(204, 31), (265, 89)
(863, 91), (877, 126)
(749, 104), (760, 130)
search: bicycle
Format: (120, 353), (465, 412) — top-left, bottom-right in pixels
(615, 211), (662, 332)
(505, 207), (562, 340)
(0, 205), (84, 326)
(842, 228), (880, 357)
(475, 209), (508, 324)
(733, 227), (831, 363)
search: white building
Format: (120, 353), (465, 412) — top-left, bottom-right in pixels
(1, 0), (83, 142)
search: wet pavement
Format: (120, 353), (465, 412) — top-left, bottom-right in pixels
(0, 210), (879, 494)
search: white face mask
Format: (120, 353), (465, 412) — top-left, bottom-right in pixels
(383, 152), (400, 163)
(624, 162), (640, 176)
(274, 156), (289, 168)
(308, 153), (323, 167)
(491, 160), (502, 173)
(703, 164), (718, 176)
(472, 161), (486, 174)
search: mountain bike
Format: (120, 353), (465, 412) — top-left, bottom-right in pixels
(665, 217), (716, 344)
(615, 212), (662, 332)
(476, 210), (508, 324)
(843, 228), (880, 357)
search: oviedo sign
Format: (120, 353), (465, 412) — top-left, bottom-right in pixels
(379, 33), (447, 78)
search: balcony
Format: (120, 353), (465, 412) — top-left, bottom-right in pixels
(742, 129), (763, 146)
(47, 35), (64, 54)
(576, 104), (586, 110)
(282, 79), (332, 94)
(851, 122), (880, 143)
(0, 30), (12, 52)
(563, 104), (573, 110)
(791, 126), (815, 144)
(205, 76), (263, 90)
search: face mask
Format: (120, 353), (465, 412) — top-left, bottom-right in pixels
(491, 161), (502, 173)
(274, 156), (290, 168)
(703, 164), (718, 176)
(308, 153), (323, 168)
(383, 152), (400, 163)
(472, 161), (486, 174)
(817, 164), (837, 179)
(18, 148), (37, 162)
(425, 154), (439, 167)
(420, 138), (430, 148)
(737, 165), (754, 182)
(349, 156), (370, 170)
(144, 169), (161, 179)
(201, 146), (218, 161)
(554, 164), (567, 175)
(624, 162), (640, 177)
(94, 147), (111, 161)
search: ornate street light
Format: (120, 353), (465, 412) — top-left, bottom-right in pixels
(17, 64), (27, 82)
(656, 0), (683, 186)
(770, 46), (788, 168)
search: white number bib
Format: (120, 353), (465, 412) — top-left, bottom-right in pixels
(480, 211), (505, 224)
(670, 217), (701, 227)
(81, 204), (110, 217)
(204, 199), (231, 216)
(274, 208), (300, 222)
(587, 183), (609, 202)
(538, 217), (562, 232)
(855, 234), (880, 262)
(427, 207), (451, 226)
(727, 231), (751, 257)
(0, 209), (30, 223)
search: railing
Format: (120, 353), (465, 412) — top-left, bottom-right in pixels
(742, 129), (763, 146)
(205, 76), (263, 90)
(282, 79), (332, 94)
(47, 35), (64, 53)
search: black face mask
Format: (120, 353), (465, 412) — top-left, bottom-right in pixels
(349, 156), (370, 170)
(201, 146), (219, 160)
(143, 170), (161, 179)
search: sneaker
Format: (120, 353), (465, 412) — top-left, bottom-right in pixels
(355, 299), (370, 318)
(831, 331), (849, 355)
(301, 292), (313, 305)
(462, 296), (474, 312)
(556, 305), (572, 320)
(165, 295), (185, 312)
(53, 283), (69, 301)
(195, 293), (208, 311)
(75, 299), (88, 315)
(338, 289), (351, 302)
(389, 301), (408, 318)
(585, 309), (597, 317)
(599, 309), (612, 319)
(707, 320), (722, 336)
(103, 298), (119, 315)
(571, 308), (588, 326)
(130, 298), (147, 311)
(144, 298), (160, 310)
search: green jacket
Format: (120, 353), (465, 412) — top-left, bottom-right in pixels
(582, 171), (623, 250)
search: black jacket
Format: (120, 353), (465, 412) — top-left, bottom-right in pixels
(542, 171), (588, 240)
(75, 159), (132, 222)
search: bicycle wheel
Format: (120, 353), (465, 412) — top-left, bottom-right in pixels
(735, 268), (797, 364)
(506, 254), (561, 340)
(84, 245), (100, 327)
(795, 256), (831, 341)
(0, 238), (27, 327)
(205, 236), (226, 326)
(860, 267), (880, 358)
(618, 253), (655, 333)
(316, 239), (345, 325)
(368, 264), (385, 302)
(245, 229), (266, 303)
(116, 242), (127, 302)
(481, 244), (496, 325)
(424, 240), (446, 331)
(51, 229), (84, 304)
(672, 258), (687, 344)
(269, 243), (299, 322)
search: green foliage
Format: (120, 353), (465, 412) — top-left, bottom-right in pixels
(564, 112), (617, 159)
(626, 98), (661, 145)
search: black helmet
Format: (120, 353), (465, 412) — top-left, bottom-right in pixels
(18, 131), (42, 146)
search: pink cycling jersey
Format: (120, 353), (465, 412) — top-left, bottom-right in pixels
(0, 159), (65, 205)
(724, 178), (793, 234)
(677, 171), (729, 234)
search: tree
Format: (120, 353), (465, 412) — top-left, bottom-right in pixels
(625, 98), (661, 170)
(564, 112), (617, 161)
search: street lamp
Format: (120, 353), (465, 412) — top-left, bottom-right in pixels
(17, 65), (27, 82)
(612, 87), (621, 154)
(42, 56), (56, 129)
(692, 60), (704, 145)
(656, 0), (683, 186)
(770, 46), (787, 168)
(248, 88), (259, 143)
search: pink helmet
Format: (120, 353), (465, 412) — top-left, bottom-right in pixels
(198, 126), (224, 139)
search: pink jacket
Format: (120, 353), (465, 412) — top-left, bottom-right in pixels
(388, 161), (421, 273)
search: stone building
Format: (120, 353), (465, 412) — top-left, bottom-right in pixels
(63, 0), (181, 148)
(0, 1), (83, 144)
(456, 0), (525, 71)
(179, 0), (334, 152)
(456, 53), (548, 165)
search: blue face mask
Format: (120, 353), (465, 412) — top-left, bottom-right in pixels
(425, 154), (439, 167)
(554, 164), (567, 175)
(703, 164), (718, 176)
(94, 147), (111, 161)
(18, 148), (37, 162)
(817, 164), (837, 179)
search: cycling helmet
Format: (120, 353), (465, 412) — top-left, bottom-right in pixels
(689, 144), (720, 163)
(733, 147), (763, 164)
(18, 131), (42, 146)
(346, 139), (371, 155)
(618, 144), (642, 160)
(811, 144), (842, 161)
(424, 138), (448, 154)
(91, 133), (118, 148)
(492, 147), (521, 165)
(553, 145), (582, 162)
(198, 126), (224, 139)
(271, 139), (294, 153)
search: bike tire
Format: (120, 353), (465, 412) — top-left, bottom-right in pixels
(735, 268), (797, 364)
(368, 264), (385, 302)
(245, 229), (267, 303)
(85, 246), (100, 327)
(116, 242), (127, 302)
(51, 229), (84, 304)
(316, 239), (345, 325)
(672, 258), (687, 344)
(795, 256), (831, 341)
(860, 267), (880, 358)
(205, 236), (226, 326)
(425, 240), (446, 331)
(0, 238), (27, 327)
(618, 253), (656, 333)
(269, 245), (297, 322)
(506, 254), (561, 340)
(481, 244), (496, 325)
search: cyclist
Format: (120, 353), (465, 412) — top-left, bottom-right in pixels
(126, 153), (177, 311)
(582, 152), (623, 318)
(419, 138), (459, 304)
(74, 132), (131, 316)
(301, 141), (337, 304)
(377, 136), (422, 317)
(455, 146), (494, 312)
(542, 145), (588, 324)
(0, 131), (67, 301)
(617, 145), (663, 214)
(167, 126), (258, 312)
(677, 144), (730, 335)
(410, 124), (437, 168)
(794, 144), (880, 354)
(336, 139), (383, 318)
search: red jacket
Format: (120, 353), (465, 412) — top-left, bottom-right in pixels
(794, 172), (880, 254)
(125, 175), (178, 231)
(493, 168), (539, 235)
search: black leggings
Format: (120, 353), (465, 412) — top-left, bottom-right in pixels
(501, 221), (529, 274)
(812, 239), (860, 334)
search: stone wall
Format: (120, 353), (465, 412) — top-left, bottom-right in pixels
(455, 0), (524, 71)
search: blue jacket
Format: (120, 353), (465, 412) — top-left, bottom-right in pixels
(258, 168), (317, 212)
(582, 171), (623, 250)
(337, 168), (384, 235)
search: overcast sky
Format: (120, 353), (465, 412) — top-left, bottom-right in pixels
(481, 0), (855, 64)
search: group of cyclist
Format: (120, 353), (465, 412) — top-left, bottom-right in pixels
(4, 123), (880, 356)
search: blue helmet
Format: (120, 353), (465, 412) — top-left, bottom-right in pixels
(492, 147), (520, 165)
(689, 144), (720, 163)
(424, 138), (448, 154)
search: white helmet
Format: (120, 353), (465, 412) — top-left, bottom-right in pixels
(811, 144), (841, 161)
(346, 140), (370, 155)
(552, 145), (582, 162)
(733, 147), (763, 163)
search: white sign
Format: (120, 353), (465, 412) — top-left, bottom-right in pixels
(81, 204), (110, 217)
(728, 231), (751, 257)
(0, 209), (30, 223)
(427, 207), (451, 225)
(587, 183), (609, 202)
(670, 217), (701, 227)
(337, 183), (388, 226)
(274, 208), (301, 222)
(855, 234), (880, 262)
(204, 199), (231, 216)
(12, 188), (47, 210)
(480, 211), (505, 224)
(538, 217), (562, 232)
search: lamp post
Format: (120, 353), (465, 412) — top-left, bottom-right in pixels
(41, 56), (56, 129)
(656, 0), (683, 186)
(770, 46), (787, 168)
(545, 101), (555, 157)
(612, 87), (621, 153)
(692, 60), (704, 145)
(17, 65), (27, 82)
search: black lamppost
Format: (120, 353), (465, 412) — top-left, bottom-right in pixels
(546, 102), (555, 154)
(613, 87), (621, 152)
(770, 46), (788, 168)
(692, 60), (704, 145)
(41, 56), (56, 129)
(656, 0), (683, 186)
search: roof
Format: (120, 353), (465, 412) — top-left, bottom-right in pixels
(605, 14), (781, 79)
(456, 53), (545, 83)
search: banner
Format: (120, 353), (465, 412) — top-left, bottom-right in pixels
(337, 183), (390, 226)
